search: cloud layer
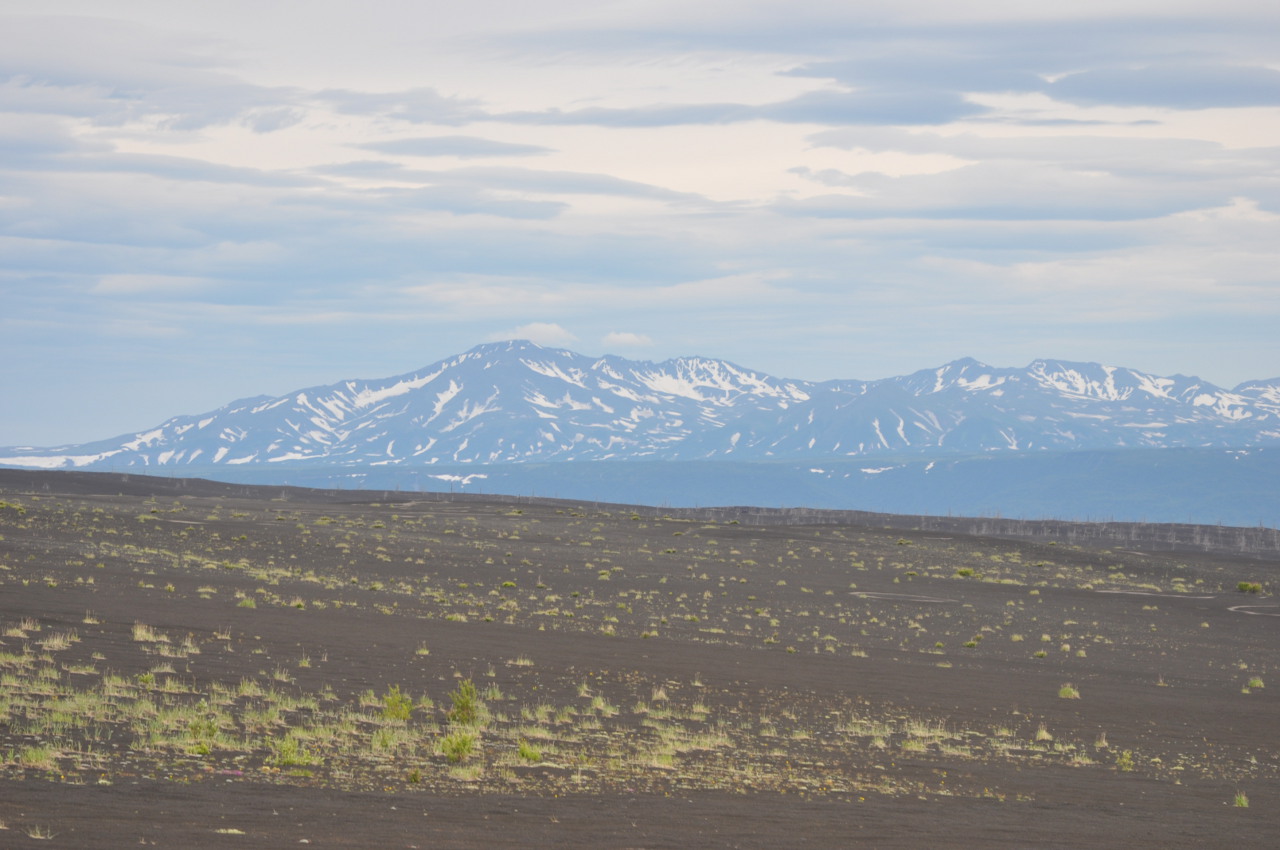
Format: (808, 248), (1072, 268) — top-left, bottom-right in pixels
(1, 1), (1277, 443)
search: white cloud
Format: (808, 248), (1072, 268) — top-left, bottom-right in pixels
(487, 322), (578, 346)
(602, 331), (653, 348)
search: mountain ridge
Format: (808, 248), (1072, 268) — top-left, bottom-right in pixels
(3, 339), (1278, 471)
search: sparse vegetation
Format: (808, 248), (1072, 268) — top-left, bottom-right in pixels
(0, 472), (1275, 845)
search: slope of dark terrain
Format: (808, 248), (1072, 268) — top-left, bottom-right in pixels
(0, 471), (1276, 847)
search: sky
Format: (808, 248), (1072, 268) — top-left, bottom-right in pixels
(2, 0), (1278, 446)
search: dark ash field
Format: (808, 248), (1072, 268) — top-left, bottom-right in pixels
(0, 469), (1276, 847)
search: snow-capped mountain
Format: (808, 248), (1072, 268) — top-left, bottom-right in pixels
(3, 340), (1279, 471)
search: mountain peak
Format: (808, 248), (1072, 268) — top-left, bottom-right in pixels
(466, 339), (549, 356)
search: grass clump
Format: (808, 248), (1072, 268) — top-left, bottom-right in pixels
(381, 685), (414, 721)
(517, 738), (542, 763)
(1058, 683), (1080, 699)
(269, 733), (321, 768)
(1236, 582), (1262, 594)
(440, 730), (477, 763)
(131, 622), (167, 643)
(15, 744), (58, 769)
(1234, 790), (1249, 808)
(447, 678), (485, 726)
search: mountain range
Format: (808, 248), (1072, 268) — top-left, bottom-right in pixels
(3, 341), (1278, 527)
(3, 340), (1278, 470)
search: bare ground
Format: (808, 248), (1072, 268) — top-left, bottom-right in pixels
(0, 470), (1276, 847)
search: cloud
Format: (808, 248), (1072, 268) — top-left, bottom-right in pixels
(384, 185), (567, 219)
(497, 102), (751, 128)
(488, 322), (577, 346)
(66, 152), (319, 187)
(496, 89), (984, 128)
(357, 136), (554, 158)
(602, 331), (653, 348)
(757, 89), (986, 125)
(415, 167), (701, 202)
(314, 87), (483, 125)
(490, 12), (1280, 130)
(91, 274), (213, 295)
(780, 161), (1231, 222)
(792, 130), (1280, 221)
(0, 15), (302, 130)
(243, 107), (305, 133)
(1047, 64), (1280, 109)
(781, 55), (1045, 99)
(311, 161), (703, 208)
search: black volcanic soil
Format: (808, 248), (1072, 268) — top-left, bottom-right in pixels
(0, 470), (1276, 847)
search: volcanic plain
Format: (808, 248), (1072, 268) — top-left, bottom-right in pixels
(0, 469), (1276, 847)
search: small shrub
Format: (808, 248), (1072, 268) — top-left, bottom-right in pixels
(1234, 790), (1249, 808)
(440, 730), (476, 763)
(1237, 582), (1262, 594)
(1116, 749), (1135, 772)
(382, 685), (414, 721)
(1059, 683), (1080, 699)
(447, 679), (483, 726)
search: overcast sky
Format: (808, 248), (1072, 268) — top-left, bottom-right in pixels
(2, 0), (1278, 445)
